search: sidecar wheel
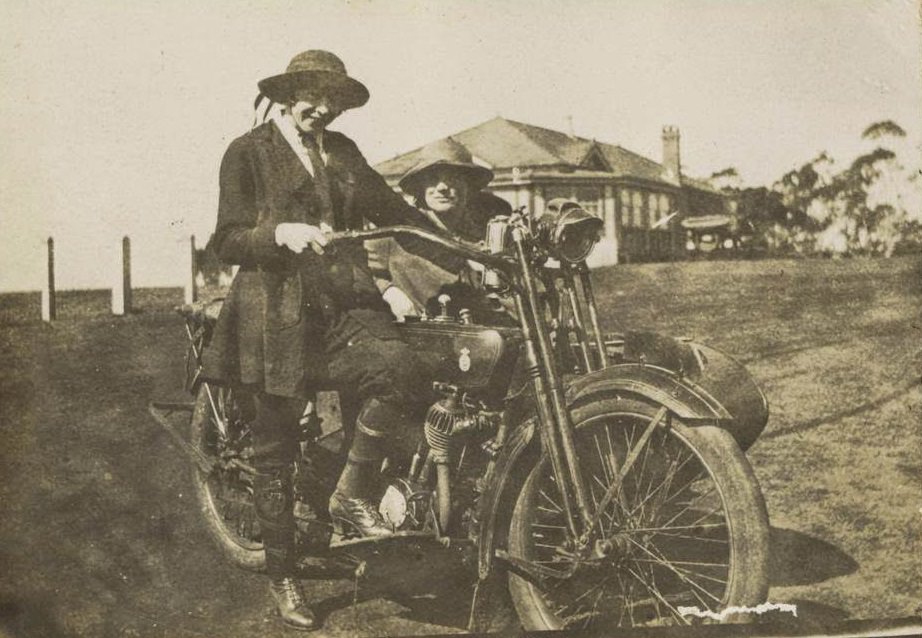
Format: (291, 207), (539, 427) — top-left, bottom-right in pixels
(189, 383), (266, 572)
(507, 397), (769, 630)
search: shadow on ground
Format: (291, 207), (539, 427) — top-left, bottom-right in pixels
(769, 526), (858, 588)
(760, 379), (919, 441)
(306, 537), (481, 633)
(761, 527), (856, 627)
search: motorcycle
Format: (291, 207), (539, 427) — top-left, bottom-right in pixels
(151, 198), (771, 631)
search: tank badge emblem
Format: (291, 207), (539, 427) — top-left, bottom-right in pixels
(458, 347), (472, 372)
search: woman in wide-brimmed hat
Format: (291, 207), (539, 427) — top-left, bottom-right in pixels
(368, 137), (513, 322)
(202, 50), (466, 632)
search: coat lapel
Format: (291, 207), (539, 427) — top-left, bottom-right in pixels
(268, 122), (314, 201)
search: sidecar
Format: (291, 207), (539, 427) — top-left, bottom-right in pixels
(603, 330), (769, 451)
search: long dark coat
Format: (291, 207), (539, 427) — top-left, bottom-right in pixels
(201, 121), (463, 398)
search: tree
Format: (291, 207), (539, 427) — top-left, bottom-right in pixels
(710, 120), (920, 257)
(709, 167), (743, 192)
(809, 121), (920, 256)
(862, 120), (907, 141)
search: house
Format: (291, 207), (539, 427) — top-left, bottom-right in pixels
(374, 117), (733, 265)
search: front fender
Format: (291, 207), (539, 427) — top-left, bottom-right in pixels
(564, 363), (733, 422)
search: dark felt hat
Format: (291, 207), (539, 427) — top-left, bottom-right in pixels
(258, 50), (369, 110)
(398, 137), (494, 195)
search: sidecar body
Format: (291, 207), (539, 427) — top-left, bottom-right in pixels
(603, 330), (769, 451)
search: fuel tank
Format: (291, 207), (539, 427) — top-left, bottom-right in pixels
(396, 320), (523, 406)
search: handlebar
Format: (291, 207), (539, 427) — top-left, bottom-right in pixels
(329, 225), (514, 271)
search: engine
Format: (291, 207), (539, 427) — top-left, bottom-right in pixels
(377, 294), (522, 533)
(423, 382), (499, 462)
(379, 381), (503, 533)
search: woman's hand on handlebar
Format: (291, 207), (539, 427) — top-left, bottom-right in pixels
(275, 222), (333, 255)
(382, 285), (419, 322)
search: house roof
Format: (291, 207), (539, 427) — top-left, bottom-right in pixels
(375, 116), (718, 193)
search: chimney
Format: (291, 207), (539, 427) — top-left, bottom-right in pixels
(662, 126), (681, 179)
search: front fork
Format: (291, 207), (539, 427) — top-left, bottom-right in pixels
(510, 229), (594, 541)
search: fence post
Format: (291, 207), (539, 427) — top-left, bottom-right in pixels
(41, 237), (56, 322)
(185, 235), (197, 305)
(122, 236), (132, 313)
(112, 236), (131, 315)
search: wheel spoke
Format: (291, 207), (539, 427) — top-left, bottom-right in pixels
(643, 530), (728, 544)
(555, 576), (611, 618)
(634, 558), (729, 569)
(625, 566), (691, 625)
(656, 485), (719, 530)
(629, 448), (697, 520)
(510, 409), (762, 631)
(616, 572), (628, 625)
(539, 489), (563, 513)
(625, 536), (723, 605)
(594, 433), (614, 485)
(623, 522), (727, 533)
(634, 559), (730, 586)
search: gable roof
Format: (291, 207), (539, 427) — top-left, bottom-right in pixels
(580, 142), (612, 172)
(374, 116), (715, 191)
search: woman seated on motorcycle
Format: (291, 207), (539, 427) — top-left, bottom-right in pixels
(367, 137), (514, 324)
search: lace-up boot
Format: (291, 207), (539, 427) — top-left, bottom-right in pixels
(269, 577), (318, 631)
(329, 492), (394, 538)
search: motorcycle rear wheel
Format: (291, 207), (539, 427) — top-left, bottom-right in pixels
(189, 383), (266, 572)
(507, 396), (769, 630)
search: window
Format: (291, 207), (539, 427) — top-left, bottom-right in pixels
(649, 193), (659, 227)
(620, 189), (631, 227)
(544, 185), (572, 201)
(542, 185), (602, 218)
(658, 194), (671, 230)
(575, 186), (602, 217)
(632, 191), (645, 228)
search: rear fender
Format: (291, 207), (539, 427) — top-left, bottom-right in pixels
(475, 364), (729, 579)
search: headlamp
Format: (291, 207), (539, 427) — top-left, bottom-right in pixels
(536, 198), (604, 263)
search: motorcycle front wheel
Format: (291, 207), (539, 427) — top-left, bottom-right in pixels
(507, 396), (769, 630)
(189, 383), (266, 571)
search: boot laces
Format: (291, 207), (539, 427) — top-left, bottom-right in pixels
(354, 498), (386, 523)
(276, 577), (305, 606)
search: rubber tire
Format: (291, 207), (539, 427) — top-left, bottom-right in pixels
(189, 383), (266, 572)
(507, 395), (770, 630)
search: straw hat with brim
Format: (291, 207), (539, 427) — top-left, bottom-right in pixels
(258, 50), (369, 110)
(398, 137), (494, 196)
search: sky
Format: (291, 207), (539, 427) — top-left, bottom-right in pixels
(1, 0), (919, 292)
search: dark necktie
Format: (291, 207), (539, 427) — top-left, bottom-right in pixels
(301, 133), (336, 230)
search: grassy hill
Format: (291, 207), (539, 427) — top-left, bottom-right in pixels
(0, 256), (919, 636)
